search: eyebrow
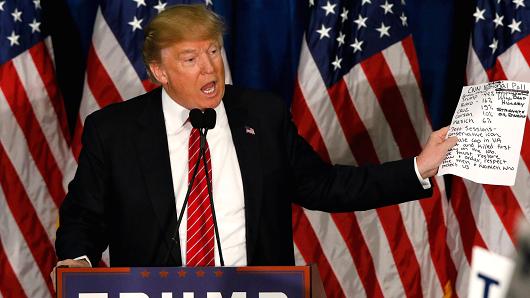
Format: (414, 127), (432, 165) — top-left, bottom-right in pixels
(178, 49), (198, 56)
(177, 44), (219, 57)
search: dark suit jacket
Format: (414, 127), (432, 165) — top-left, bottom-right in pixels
(56, 85), (432, 267)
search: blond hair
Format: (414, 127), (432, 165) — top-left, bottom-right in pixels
(142, 4), (225, 82)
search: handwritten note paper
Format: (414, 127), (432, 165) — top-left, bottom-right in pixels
(438, 81), (530, 185)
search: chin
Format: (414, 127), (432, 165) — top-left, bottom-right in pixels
(199, 97), (222, 109)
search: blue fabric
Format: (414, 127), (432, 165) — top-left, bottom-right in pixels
(62, 0), (469, 130)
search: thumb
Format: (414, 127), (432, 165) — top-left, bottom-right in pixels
(444, 136), (458, 150)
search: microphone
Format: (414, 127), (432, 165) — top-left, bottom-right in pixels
(164, 108), (224, 266)
(190, 108), (216, 150)
(190, 108), (216, 130)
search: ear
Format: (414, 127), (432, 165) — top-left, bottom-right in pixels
(149, 63), (168, 85)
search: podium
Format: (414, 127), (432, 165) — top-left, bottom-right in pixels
(56, 266), (325, 298)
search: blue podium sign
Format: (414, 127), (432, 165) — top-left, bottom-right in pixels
(57, 266), (310, 298)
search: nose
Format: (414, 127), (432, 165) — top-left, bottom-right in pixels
(199, 54), (214, 74)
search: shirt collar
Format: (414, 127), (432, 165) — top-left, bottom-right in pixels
(161, 88), (228, 133)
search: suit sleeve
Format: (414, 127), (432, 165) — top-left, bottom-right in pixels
(55, 114), (109, 266)
(281, 103), (433, 212)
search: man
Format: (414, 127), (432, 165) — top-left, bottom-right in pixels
(53, 4), (457, 272)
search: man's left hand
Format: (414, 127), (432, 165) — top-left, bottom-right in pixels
(417, 126), (458, 179)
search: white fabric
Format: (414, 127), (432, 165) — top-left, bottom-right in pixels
(414, 157), (431, 190)
(162, 89), (247, 266)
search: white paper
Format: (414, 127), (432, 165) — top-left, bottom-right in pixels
(437, 80), (530, 186)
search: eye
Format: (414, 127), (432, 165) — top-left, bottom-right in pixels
(209, 47), (219, 55)
(181, 56), (196, 65)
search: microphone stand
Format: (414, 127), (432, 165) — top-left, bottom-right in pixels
(199, 128), (224, 266)
(163, 144), (204, 265)
(163, 124), (225, 267)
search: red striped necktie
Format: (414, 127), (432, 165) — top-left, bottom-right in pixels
(186, 128), (215, 266)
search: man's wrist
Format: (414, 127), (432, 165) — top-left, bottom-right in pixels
(73, 255), (92, 267)
(414, 157), (431, 189)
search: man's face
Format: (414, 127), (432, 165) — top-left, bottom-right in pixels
(150, 39), (225, 110)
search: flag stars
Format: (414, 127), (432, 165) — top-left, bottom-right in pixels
(33, 0), (41, 9)
(489, 38), (498, 54)
(309, 0), (314, 7)
(350, 38), (363, 53)
(205, 0), (213, 6)
(362, 0), (371, 5)
(154, 0), (167, 13)
(340, 7), (348, 23)
(316, 24), (331, 39)
(493, 13), (504, 28)
(336, 32), (345, 46)
(331, 56), (342, 70)
(380, 1), (394, 15)
(0, 1), (5, 11)
(128, 16), (143, 32)
(29, 19), (41, 33)
(508, 19), (522, 33)
(400, 12), (408, 26)
(7, 31), (20, 46)
(321, 1), (336, 16)
(473, 7), (486, 23)
(12, 8), (22, 22)
(132, 0), (146, 8)
(376, 22), (391, 38)
(354, 14), (368, 29)
(513, 0), (525, 9)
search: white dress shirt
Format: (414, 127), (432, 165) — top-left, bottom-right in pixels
(162, 89), (247, 266)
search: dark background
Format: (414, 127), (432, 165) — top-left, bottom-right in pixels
(44, 0), (476, 135)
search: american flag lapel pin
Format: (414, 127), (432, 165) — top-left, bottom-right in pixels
(245, 126), (255, 135)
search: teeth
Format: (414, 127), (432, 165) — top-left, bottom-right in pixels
(203, 86), (215, 94)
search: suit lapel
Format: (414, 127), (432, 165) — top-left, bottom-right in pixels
(133, 89), (182, 266)
(224, 88), (263, 264)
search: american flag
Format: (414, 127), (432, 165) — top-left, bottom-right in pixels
(448, 0), (530, 296)
(0, 0), (76, 297)
(291, 0), (457, 297)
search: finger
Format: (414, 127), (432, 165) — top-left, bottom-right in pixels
(436, 126), (450, 138)
(444, 136), (458, 149)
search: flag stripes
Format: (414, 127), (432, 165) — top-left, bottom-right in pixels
(417, 181), (458, 294)
(304, 210), (360, 295)
(0, 87), (59, 239)
(85, 45), (123, 108)
(331, 213), (385, 298)
(292, 205), (345, 298)
(291, 25), (454, 295)
(92, 10), (146, 99)
(296, 42), (355, 165)
(0, 144), (55, 297)
(0, 4), (71, 291)
(0, 208), (32, 298)
(0, 61), (66, 207)
(28, 42), (71, 145)
(12, 45), (75, 190)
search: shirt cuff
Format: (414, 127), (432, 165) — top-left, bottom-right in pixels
(414, 157), (431, 190)
(74, 255), (93, 267)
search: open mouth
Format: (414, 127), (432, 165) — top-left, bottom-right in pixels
(201, 81), (216, 95)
